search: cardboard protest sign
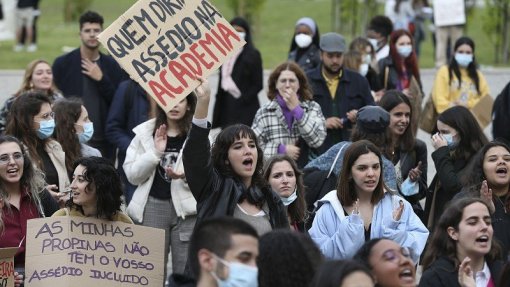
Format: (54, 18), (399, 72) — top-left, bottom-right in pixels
(433, 0), (466, 27)
(25, 217), (165, 287)
(0, 247), (17, 287)
(98, 0), (246, 112)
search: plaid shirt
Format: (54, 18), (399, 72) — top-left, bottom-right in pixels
(252, 99), (326, 158)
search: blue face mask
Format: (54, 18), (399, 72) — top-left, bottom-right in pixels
(280, 189), (298, 206)
(212, 255), (258, 287)
(455, 53), (473, 67)
(442, 134), (458, 148)
(397, 45), (413, 58)
(37, 119), (55, 139)
(77, 122), (94, 143)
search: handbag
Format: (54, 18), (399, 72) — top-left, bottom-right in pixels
(419, 94), (438, 134)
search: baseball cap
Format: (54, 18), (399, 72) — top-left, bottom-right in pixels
(320, 32), (346, 53)
(356, 105), (390, 133)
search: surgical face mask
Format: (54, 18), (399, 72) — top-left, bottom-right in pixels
(77, 122), (94, 143)
(442, 134), (458, 148)
(455, 53), (473, 67)
(359, 63), (369, 76)
(295, 33), (313, 49)
(211, 255), (258, 287)
(368, 38), (379, 50)
(364, 54), (372, 64)
(36, 119), (55, 140)
(397, 45), (413, 58)
(237, 32), (246, 40)
(280, 188), (298, 206)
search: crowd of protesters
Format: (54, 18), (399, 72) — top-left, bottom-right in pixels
(1, 6), (510, 287)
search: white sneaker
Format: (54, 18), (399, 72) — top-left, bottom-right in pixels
(27, 44), (37, 52)
(13, 44), (24, 52)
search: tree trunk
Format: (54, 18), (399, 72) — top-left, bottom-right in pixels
(502, 2), (510, 63)
(331, 0), (341, 33)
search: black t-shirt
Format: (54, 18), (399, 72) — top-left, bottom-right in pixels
(149, 135), (186, 199)
(36, 144), (59, 188)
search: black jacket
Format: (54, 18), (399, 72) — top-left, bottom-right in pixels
(394, 139), (428, 221)
(183, 124), (289, 230)
(425, 147), (471, 228)
(419, 257), (503, 287)
(288, 44), (321, 73)
(212, 44), (263, 129)
(167, 274), (196, 287)
(306, 66), (374, 154)
(378, 56), (422, 90)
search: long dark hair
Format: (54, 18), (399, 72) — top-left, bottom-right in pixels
(449, 36), (480, 94)
(69, 157), (123, 221)
(53, 98), (83, 173)
(310, 260), (374, 287)
(5, 92), (52, 169)
(389, 29), (421, 85)
(438, 106), (488, 162)
(379, 89), (415, 151)
(421, 197), (501, 269)
(258, 230), (323, 287)
(263, 155), (307, 224)
(462, 141), (510, 203)
(337, 140), (386, 206)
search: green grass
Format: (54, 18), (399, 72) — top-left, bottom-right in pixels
(0, 0), (504, 69)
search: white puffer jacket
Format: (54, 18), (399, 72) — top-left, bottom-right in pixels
(123, 119), (197, 223)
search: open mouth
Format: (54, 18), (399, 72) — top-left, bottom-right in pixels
(242, 158), (253, 168)
(7, 168), (18, 175)
(399, 268), (414, 280)
(476, 235), (489, 243)
(496, 166), (508, 175)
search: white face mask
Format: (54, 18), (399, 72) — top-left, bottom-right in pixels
(280, 188), (298, 206)
(295, 33), (313, 48)
(211, 255), (258, 287)
(359, 63), (369, 76)
(364, 54), (372, 64)
(368, 38), (379, 50)
(237, 32), (246, 41)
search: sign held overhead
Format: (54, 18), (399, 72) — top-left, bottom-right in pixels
(98, 0), (246, 112)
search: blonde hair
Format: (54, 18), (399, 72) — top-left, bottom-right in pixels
(15, 59), (59, 97)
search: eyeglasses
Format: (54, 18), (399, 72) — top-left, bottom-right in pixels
(0, 152), (24, 165)
(35, 112), (55, 121)
(381, 247), (412, 263)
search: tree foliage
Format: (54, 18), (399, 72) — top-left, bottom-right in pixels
(331, 0), (379, 38)
(482, 0), (510, 63)
(64, 0), (94, 23)
(226, 0), (266, 33)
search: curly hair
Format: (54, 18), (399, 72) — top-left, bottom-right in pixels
(421, 197), (501, 269)
(79, 11), (103, 29)
(337, 140), (386, 207)
(438, 106), (488, 162)
(0, 135), (46, 214)
(462, 141), (510, 198)
(263, 155), (308, 225)
(15, 59), (59, 98)
(449, 36), (481, 94)
(53, 98), (83, 173)
(5, 92), (52, 169)
(389, 29), (421, 86)
(258, 230), (323, 287)
(153, 93), (197, 136)
(69, 157), (123, 221)
(267, 61), (313, 101)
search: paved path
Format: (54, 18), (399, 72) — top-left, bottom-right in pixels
(1, 68), (509, 182)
